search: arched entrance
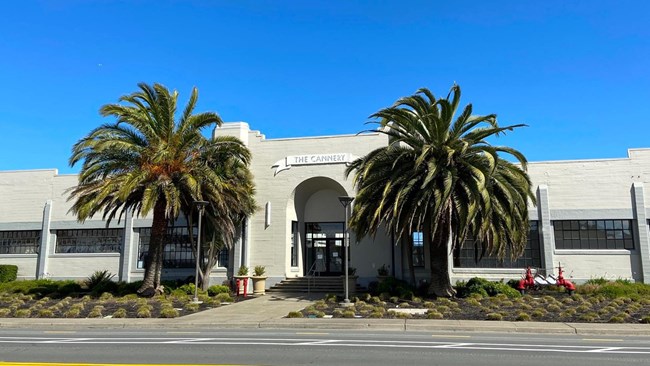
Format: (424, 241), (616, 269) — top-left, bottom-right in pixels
(288, 177), (351, 276)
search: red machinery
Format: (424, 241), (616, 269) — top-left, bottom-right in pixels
(517, 263), (576, 295)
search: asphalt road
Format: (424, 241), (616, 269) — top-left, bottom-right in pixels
(0, 328), (649, 366)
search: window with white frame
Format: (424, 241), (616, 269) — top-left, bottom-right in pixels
(55, 229), (123, 253)
(0, 230), (40, 254)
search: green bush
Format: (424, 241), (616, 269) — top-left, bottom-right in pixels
(486, 313), (503, 321)
(85, 270), (117, 295)
(207, 285), (230, 296)
(160, 308), (180, 318)
(0, 265), (18, 283)
(456, 277), (520, 298)
(215, 293), (234, 303)
(372, 277), (415, 298)
(112, 308), (127, 318)
(287, 311), (304, 318)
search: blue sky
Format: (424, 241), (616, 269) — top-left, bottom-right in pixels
(1, 1), (648, 174)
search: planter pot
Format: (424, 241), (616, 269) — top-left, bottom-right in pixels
(251, 276), (267, 295)
(377, 275), (390, 282)
(234, 276), (250, 295)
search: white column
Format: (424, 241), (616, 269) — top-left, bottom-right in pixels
(632, 182), (650, 283)
(119, 210), (134, 282)
(537, 185), (555, 276)
(36, 200), (53, 279)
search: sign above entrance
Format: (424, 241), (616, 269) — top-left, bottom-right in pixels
(272, 153), (358, 175)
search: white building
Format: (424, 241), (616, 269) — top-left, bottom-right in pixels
(1, 122), (649, 288)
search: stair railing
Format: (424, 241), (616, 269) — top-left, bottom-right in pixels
(306, 261), (320, 296)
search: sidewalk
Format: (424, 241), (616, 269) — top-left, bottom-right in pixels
(1, 293), (649, 336)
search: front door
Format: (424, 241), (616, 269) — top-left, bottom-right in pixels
(306, 222), (345, 276)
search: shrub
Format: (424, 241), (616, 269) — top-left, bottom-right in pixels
(207, 285), (230, 296)
(88, 307), (104, 318)
(457, 277), (520, 298)
(85, 270), (117, 295)
(579, 312), (599, 322)
(0, 309), (10, 317)
(516, 312), (531, 321)
(287, 311), (304, 318)
(160, 308), (180, 318)
(253, 265), (266, 276)
(531, 310), (545, 318)
(372, 277), (414, 298)
(14, 309), (31, 318)
(0, 265), (18, 283)
(136, 307), (151, 318)
(183, 302), (200, 312)
(112, 308), (127, 318)
(215, 293), (233, 303)
(393, 312), (411, 319)
(486, 313), (503, 321)
(427, 311), (444, 319)
(64, 308), (81, 318)
(368, 311), (384, 318)
(466, 298), (481, 307)
(178, 283), (197, 295)
(237, 265), (249, 276)
(547, 304), (562, 312)
(38, 309), (54, 318)
(332, 309), (344, 318)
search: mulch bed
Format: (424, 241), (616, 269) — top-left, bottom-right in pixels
(300, 290), (650, 323)
(0, 293), (250, 319)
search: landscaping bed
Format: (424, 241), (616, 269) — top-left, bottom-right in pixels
(0, 276), (241, 319)
(290, 278), (650, 324)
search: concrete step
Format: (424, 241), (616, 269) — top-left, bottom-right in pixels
(268, 276), (365, 293)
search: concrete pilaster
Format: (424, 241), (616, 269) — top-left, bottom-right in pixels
(537, 185), (555, 276)
(119, 211), (134, 282)
(632, 182), (650, 283)
(36, 200), (53, 279)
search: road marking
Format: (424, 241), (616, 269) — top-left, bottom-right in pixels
(431, 335), (471, 338)
(0, 363), (248, 366)
(436, 342), (474, 348)
(166, 331), (201, 334)
(588, 347), (623, 352)
(297, 340), (339, 345)
(296, 332), (329, 335)
(43, 331), (76, 334)
(582, 338), (624, 342)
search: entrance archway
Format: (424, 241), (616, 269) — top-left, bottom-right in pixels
(288, 177), (351, 276)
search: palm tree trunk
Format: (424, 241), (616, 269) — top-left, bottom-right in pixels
(427, 207), (456, 298)
(138, 199), (168, 293)
(428, 243), (455, 297)
(403, 231), (416, 286)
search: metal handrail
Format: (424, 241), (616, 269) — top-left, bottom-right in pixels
(306, 261), (320, 296)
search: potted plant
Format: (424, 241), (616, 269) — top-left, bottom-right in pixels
(377, 264), (390, 282)
(251, 265), (267, 295)
(234, 265), (250, 296)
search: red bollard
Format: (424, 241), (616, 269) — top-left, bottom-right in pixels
(235, 278), (248, 298)
(243, 278), (248, 298)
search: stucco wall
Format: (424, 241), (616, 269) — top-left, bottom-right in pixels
(0, 256), (38, 279)
(47, 255), (120, 280)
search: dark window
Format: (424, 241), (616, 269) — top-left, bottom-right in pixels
(554, 219), (634, 250)
(412, 231), (425, 267)
(0, 230), (40, 254)
(55, 229), (122, 253)
(291, 221), (298, 267)
(137, 227), (229, 269)
(453, 221), (542, 268)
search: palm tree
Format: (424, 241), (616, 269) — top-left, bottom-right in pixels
(68, 82), (254, 293)
(185, 138), (256, 290)
(346, 85), (535, 297)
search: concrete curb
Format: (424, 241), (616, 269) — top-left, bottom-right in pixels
(2, 317), (650, 336)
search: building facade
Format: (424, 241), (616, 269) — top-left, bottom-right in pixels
(1, 122), (650, 288)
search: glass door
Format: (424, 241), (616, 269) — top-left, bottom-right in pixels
(305, 222), (344, 276)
